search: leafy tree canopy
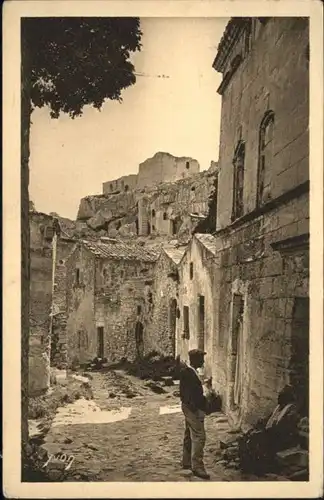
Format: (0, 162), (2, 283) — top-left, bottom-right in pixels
(22, 17), (142, 118)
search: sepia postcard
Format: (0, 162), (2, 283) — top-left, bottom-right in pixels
(2, 0), (323, 498)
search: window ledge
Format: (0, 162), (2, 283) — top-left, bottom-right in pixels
(214, 181), (309, 236)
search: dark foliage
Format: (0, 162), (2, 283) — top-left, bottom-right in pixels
(22, 17), (142, 118)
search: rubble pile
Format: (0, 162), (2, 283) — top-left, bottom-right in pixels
(213, 416), (309, 480)
(213, 435), (242, 470)
(123, 351), (181, 381)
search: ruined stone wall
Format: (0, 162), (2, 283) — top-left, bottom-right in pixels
(66, 245), (97, 366)
(177, 238), (218, 381)
(213, 192), (309, 426)
(29, 212), (53, 395)
(145, 251), (180, 357)
(77, 168), (215, 240)
(149, 173), (213, 234)
(51, 237), (76, 369)
(137, 152), (200, 189)
(216, 18), (309, 230)
(95, 259), (156, 362)
(103, 174), (138, 195)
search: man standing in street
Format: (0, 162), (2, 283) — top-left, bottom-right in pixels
(179, 349), (210, 480)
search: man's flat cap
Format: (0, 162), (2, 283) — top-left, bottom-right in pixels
(188, 349), (207, 357)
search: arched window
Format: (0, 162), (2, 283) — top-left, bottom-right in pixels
(232, 140), (245, 221)
(257, 111), (275, 207)
(186, 161), (190, 169)
(151, 209), (156, 217)
(163, 212), (167, 220)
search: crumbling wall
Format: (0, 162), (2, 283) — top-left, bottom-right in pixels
(66, 245), (97, 366)
(138, 171), (216, 239)
(95, 259), (156, 362)
(51, 237), (76, 369)
(137, 152), (200, 189)
(29, 212), (53, 395)
(103, 173), (138, 195)
(145, 251), (180, 357)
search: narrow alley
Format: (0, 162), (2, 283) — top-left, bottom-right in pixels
(18, 15), (315, 495)
(39, 369), (264, 482)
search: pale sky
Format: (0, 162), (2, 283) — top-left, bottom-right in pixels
(29, 17), (228, 219)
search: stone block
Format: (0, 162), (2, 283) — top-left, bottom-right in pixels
(297, 218), (309, 236)
(277, 298), (287, 318)
(231, 265), (241, 281)
(272, 277), (287, 298)
(258, 277), (274, 298)
(280, 222), (299, 240)
(296, 156), (309, 186)
(161, 376), (174, 386)
(276, 447), (309, 468)
(262, 254), (283, 277)
(263, 298), (278, 317)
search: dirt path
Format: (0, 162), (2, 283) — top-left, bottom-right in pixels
(41, 370), (264, 482)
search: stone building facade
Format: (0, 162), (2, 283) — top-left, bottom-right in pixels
(208, 17), (309, 426)
(136, 170), (216, 238)
(137, 152), (200, 189)
(29, 212), (77, 390)
(65, 239), (158, 366)
(103, 173), (138, 195)
(145, 245), (187, 357)
(177, 234), (219, 381)
(50, 234), (76, 369)
(101, 152), (200, 198)
(29, 212), (54, 395)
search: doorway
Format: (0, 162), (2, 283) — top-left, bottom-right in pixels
(97, 327), (104, 358)
(230, 294), (244, 410)
(169, 298), (177, 357)
(197, 295), (205, 352)
(135, 321), (144, 358)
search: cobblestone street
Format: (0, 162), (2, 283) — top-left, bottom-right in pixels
(41, 370), (261, 482)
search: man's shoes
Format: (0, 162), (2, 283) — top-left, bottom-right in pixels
(192, 469), (210, 480)
(181, 464), (191, 470)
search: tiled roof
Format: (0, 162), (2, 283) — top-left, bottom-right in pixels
(82, 239), (159, 262)
(194, 233), (218, 256)
(163, 245), (187, 265)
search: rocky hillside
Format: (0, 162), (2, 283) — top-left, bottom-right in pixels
(30, 160), (218, 247)
(76, 164), (217, 241)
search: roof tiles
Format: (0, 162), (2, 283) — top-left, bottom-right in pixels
(194, 233), (218, 256)
(163, 245), (187, 265)
(82, 239), (159, 262)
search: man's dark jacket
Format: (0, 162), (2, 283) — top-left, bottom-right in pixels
(179, 364), (206, 412)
